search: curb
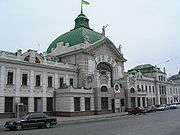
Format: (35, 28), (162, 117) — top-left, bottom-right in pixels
(0, 113), (128, 128)
(58, 113), (128, 126)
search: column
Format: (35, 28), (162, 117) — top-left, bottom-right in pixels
(135, 97), (138, 107)
(42, 97), (47, 112)
(108, 98), (112, 111)
(42, 72), (47, 97)
(145, 97), (148, 107)
(0, 66), (5, 113)
(0, 66), (5, 95)
(42, 72), (47, 112)
(30, 70), (34, 97)
(156, 85), (160, 105)
(140, 97), (143, 107)
(54, 73), (59, 89)
(80, 97), (85, 111)
(65, 74), (69, 86)
(29, 70), (34, 112)
(15, 68), (20, 104)
(90, 97), (94, 111)
(28, 97), (34, 112)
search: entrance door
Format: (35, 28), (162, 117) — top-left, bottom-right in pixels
(131, 97), (136, 108)
(34, 98), (43, 112)
(37, 98), (42, 112)
(111, 99), (115, 113)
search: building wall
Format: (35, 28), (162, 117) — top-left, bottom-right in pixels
(0, 51), (77, 117)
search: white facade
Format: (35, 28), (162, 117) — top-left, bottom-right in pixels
(0, 49), (77, 117)
(126, 65), (180, 109)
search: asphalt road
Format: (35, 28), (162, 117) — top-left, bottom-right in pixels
(1, 109), (180, 135)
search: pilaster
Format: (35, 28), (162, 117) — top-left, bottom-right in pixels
(0, 66), (5, 96)
(80, 97), (85, 111)
(28, 97), (34, 112)
(42, 72), (47, 97)
(30, 70), (34, 97)
(15, 68), (20, 98)
(140, 97), (143, 107)
(42, 97), (47, 112)
(66, 74), (69, 86)
(54, 72), (59, 89)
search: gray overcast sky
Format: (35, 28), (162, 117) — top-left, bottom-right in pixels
(0, 0), (180, 76)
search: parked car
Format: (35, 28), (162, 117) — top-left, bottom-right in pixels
(4, 112), (57, 131)
(156, 105), (168, 111)
(169, 104), (177, 109)
(127, 107), (146, 115)
(176, 103), (180, 109)
(145, 105), (157, 113)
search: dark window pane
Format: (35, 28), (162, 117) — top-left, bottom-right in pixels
(59, 77), (64, 88)
(22, 74), (28, 86)
(48, 76), (53, 87)
(47, 98), (53, 112)
(101, 97), (108, 110)
(7, 72), (13, 85)
(74, 97), (80, 111)
(70, 78), (73, 86)
(85, 98), (91, 111)
(36, 75), (41, 86)
(5, 97), (13, 112)
(101, 86), (108, 92)
(121, 99), (125, 106)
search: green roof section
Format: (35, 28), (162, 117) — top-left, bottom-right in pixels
(128, 64), (165, 74)
(47, 13), (104, 54)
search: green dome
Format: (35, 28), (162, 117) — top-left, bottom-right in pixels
(47, 13), (104, 54)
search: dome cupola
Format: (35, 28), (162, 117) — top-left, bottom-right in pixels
(74, 13), (90, 29)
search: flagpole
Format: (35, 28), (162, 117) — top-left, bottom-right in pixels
(81, 0), (83, 13)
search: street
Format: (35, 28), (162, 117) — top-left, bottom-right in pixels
(1, 109), (180, 135)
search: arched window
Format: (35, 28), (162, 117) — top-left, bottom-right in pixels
(97, 62), (113, 87)
(24, 55), (30, 62)
(130, 88), (135, 93)
(35, 57), (41, 63)
(101, 86), (108, 92)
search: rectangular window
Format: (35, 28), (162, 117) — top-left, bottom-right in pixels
(137, 85), (140, 92)
(70, 78), (73, 86)
(5, 97), (13, 112)
(59, 77), (64, 88)
(85, 98), (91, 111)
(22, 73), (28, 86)
(159, 85), (161, 94)
(152, 86), (155, 93)
(74, 97), (81, 111)
(48, 76), (53, 87)
(137, 97), (141, 107)
(121, 99), (125, 106)
(141, 85), (144, 92)
(20, 97), (28, 112)
(47, 98), (53, 112)
(35, 75), (41, 86)
(7, 72), (13, 85)
(145, 85), (147, 92)
(149, 86), (151, 93)
(20, 97), (28, 106)
(101, 97), (108, 110)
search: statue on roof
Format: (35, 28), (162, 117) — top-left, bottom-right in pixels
(102, 24), (108, 36)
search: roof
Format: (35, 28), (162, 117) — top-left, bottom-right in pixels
(168, 71), (180, 81)
(47, 13), (104, 54)
(47, 27), (104, 54)
(128, 64), (165, 74)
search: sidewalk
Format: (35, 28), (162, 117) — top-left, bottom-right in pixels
(0, 112), (128, 126)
